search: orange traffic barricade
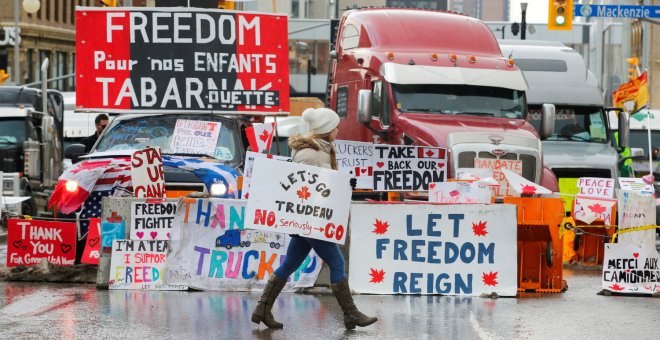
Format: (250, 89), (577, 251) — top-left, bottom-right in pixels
(504, 197), (567, 293)
(564, 200), (617, 266)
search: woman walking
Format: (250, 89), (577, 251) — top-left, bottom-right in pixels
(251, 107), (378, 330)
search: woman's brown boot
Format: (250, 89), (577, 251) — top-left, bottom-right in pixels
(331, 279), (378, 330)
(251, 275), (287, 328)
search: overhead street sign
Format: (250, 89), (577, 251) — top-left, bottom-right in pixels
(575, 4), (660, 19)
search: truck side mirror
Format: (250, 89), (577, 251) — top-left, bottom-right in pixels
(617, 111), (630, 149)
(65, 143), (87, 164)
(41, 115), (55, 142)
(357, 89), (373, 123)
(540, 103), (556, 139)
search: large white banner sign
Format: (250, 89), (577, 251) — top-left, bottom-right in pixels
(348, 203), (518, 296)
(164, 198), (322, 291)
(245, 158), (352, 244)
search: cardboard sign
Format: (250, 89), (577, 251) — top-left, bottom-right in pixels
(169, 119), (222, 156)
(131, 146), (166, 198)
(164, 198), (322, 291)
(348, 203), (518, 296)
(473, 158), (522, 196)
(75, 8), (290, 114)
(6, 219), (77, 267)
(242, 151), (290, 199)
(373, 145), (447, 191)
(602, 243), (660, 294)
(428, 182), (492, 204)
(573, 196), (616, 225)
(334, 140), (374, 190)
(618, 178), (654, 195)
(130, 201), (177, 240)
(617, 191), (657, 245)
(109, 239), (186, 290)
(245, 158), (352, 244)
(577, 177), (614, 198)
(81, 218), (101, 265)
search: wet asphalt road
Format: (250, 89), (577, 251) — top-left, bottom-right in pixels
(0, 268), (658, 340)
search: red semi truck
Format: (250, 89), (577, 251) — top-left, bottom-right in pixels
(328, 8), (559, 195)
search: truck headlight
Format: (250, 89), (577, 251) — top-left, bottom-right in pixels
(210, 183), (227, 197)
(65, 180), (79, 192)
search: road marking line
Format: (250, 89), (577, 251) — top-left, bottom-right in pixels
(469, 311), (501, 340)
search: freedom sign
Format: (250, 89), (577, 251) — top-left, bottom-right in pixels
(130, 201), (177, 241)
(245, 158), (352, 244)
(75, 8), (289, 114)
(373, 145), (447, 191)
(109, 239), (186, 290)
(6, 219), (77, 267)
(164, 198), (322, 291)
(348, 203), (518, 296)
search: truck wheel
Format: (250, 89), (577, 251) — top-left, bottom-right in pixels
(546, 241), (554, 267)
(225, 244), (232, 250)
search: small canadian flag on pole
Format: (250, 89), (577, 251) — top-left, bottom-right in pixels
(246, 122), (276, 153)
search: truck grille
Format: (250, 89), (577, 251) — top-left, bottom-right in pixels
(551, 168), (611, 179)
(458, 151), (537, 181)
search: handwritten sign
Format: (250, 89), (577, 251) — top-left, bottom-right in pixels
(130, 201), (177, 240)
(242, 151), (290, 199)
(573, 196), (616, 224)
(6, 219), (76, 267)
(81, 218), (101, 265)
(577, 177), (614, 198)
(164, 198), (322, 291)
(473, 158), (522, 196)
(618, 178), (654, 195)
(245, 158), (352, 244)
(131, 146), (165, 198)
(617, 190), (656, 245)
(348, 203), (518, 296)
(169, 119), (222, 156)
(428, 182), (492, 204)
(109, 239), (185, 290)
(373, 145), (447, 191)
(602, 243), (660, 294)
(334, 140), (374, 190)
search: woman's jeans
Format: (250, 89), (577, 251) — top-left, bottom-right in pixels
(274, 236), (346, 284)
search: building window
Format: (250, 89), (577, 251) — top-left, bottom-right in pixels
(26, 49), (33, 83)
(292, 0), (299, 18)
(57, 52), (66, 90)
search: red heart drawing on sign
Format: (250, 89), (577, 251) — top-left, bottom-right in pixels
(60, 244), (72, 254)
(376, 162), (385, 168)
(429, 183), (436, 189)
(361, 168), (367, 174)
(167, 232), (171, 239)
(12, 240), (22, 248)
(259, 130), (269, 142)
(150, 231), (158, 239)
(633, 252), (639, 258)
(626, 269), (630, 272)
(89, 237), (99, 247)
(136, 232), (144, 239)
(449, 190), (460, 197)
(437, 162), (445, 168)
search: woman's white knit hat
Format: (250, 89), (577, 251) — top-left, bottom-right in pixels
(302, 107), (340, 135)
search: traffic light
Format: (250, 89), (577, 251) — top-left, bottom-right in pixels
(626, 57), (639, 81)
(0, 69), (8, 86)
(548, 0), (573, 31)
(101, 0), (117, 7)
(218, 1), (234, 10)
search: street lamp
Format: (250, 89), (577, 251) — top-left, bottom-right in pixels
(520, 2), (528, 40)
(13, 0), (41, 85)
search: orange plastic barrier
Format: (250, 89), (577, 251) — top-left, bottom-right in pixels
(565, 199), (617, 266)
(504, 197), (567, 293)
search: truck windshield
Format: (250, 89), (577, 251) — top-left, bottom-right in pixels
(0, 119), (27, 145)
(94, 114), (238, 162)
(392, 84), (525, 119)
(529, 106), (608, 143)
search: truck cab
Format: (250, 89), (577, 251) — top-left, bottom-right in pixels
(328, 8), (558, 194)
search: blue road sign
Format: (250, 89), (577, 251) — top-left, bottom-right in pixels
(575, 4), (660, 18)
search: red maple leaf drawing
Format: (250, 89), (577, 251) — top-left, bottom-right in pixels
(259, 129), (270, 142)
(482, 271), (499, 286)
(426, 150), (435, 157)
(609, 283), (625, 291)
(473, 221), (488, 236)
(372, 219), (389, 235)
(369, 268), (385, 283)
(588, 203), (607, 214)
(520, 184), (538, 194)
(297, 186), (311, 202)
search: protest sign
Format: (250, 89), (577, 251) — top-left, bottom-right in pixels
(348, 203), (517, 296)
(502, 169), (552, 196)
(617, 190), (656, 245)
(109, 239), (186, 290)
(602, 243), (660, 294)
(573, 196), (616, 225)
(618, 178), (654, 195)
(169, 119), (222, 156)
(75, 8), (289, 114)
(245, 158), (352, 244)
(577, 177), (614, 199)
(428, 182), (492, 204)
(6, 219), (77, 267)
(130, 201), (177, 240)
(473, 158), (522, 196)
(164, 198), (322, 291)
(81, 218), (101, 265)
(131, 146), (165, 198)
(242, 151), (290, 199)
(334, 140), (374, 190)
(372, 145), (447, 191)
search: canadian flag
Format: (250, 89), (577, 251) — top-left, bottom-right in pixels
(246, 122), (276, 153)
(417, 147), (445, 159)
(354, 166), (373, 177)
(502, 169), (552, 195)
